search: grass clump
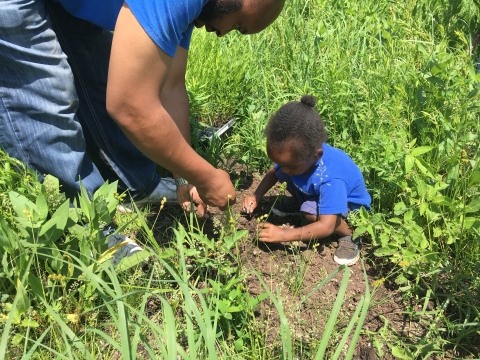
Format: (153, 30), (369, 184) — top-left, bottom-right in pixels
(0, 0), (480, 358)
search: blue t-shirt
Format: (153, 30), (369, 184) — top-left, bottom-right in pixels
(274, 144), (371, 215)
(55, 0), (208, 56)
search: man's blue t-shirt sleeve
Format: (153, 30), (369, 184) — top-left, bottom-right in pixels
(317, 179), (349, 215)
(125, 0), (205, 57)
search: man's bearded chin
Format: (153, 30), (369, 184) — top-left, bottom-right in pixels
(197, 0), (243, 23)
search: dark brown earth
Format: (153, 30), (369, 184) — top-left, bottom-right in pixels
(142, 168), (469, 359)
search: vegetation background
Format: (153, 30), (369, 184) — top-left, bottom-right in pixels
(0, 0), (479, 358)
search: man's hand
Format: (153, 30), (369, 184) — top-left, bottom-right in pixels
(258, 223), (285, 243)
(242, 195), (258, 214)
(176, 184), (208, 218)
(195, 169), (235, 211)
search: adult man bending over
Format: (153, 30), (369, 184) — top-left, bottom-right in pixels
(0, 0), (285, 217)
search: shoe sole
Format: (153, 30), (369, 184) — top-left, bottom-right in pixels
(333, 253), (360, 266)
(117, 199), (177, 213)
(272, 208), (297, 217)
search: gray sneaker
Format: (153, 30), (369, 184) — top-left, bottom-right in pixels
(272, 196), (300, 217)
(104, 229), (144, 266)
(333, 236), (360, 266)
(117, 177), (177, 213)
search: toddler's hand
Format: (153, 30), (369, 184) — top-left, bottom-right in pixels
(258, 223), (285, 243)
(242, 196), (258, 214)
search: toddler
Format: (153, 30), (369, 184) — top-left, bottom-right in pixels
(242, 95), (371, 265)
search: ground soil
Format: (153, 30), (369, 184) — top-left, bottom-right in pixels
(143, 168), (472, 359)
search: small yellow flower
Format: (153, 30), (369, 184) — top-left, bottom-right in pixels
(460, 149), (469, 164)
(399, 260), (410, 267)
(48, 274), (66, 282)
(159, 196), (167, 211)
(22, 209), (31, 220)
(372, 278), (385, 287)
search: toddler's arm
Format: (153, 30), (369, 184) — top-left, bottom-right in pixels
(242, 166), (278, 214)
(259, 214), (348, 242)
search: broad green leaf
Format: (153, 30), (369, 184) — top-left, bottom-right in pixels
(15, 275), (29, 317)
(404, 210), (413, 222)
(234, 338), (243, 351)
(353, 225), (367, 239)
(49, 243), (63, 272)
(410, 146), (434, 157)
(465, 198), (480, 214)
(468, 171), (480, 187)
(228, 305), (242, 312)
(223, 230), (248, 250)
(39, 199), (70, 242)
(394, 202), (407, 215)
(426, 76), (444, 88)
(0, 215), (16, 252)
(249, 293), (268, 308)
(79, 182), (92, 223)
(432, 196), (455, 207)
(387, 217), (403, 224)
(375, 245), (397, 257)
(218, 300), (227, 314)
(35, 192), (49, 222)
(20, 318), (39, 328)
(462, 217), (479, 230)
(8, 191), (35, 220)
(415, 158), (436, 179)
(115, 250), (151, 273)
(2, 252), (13, 281)
(405, 154), (414, 174)
(460, 132), (478, 142)
(391, 345), (412, 359)
(28, 273), (45, 300)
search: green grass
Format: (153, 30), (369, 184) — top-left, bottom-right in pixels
(1, 0), (480, 358)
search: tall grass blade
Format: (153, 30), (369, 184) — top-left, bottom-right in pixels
(255, 272), (293, 360)
(0, 256), (33, 360)
(344, 262), (371, 359)
(314, 266), (350, 360)
(331, 296), (366, 360)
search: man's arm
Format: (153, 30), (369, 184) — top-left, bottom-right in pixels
(161, 46), (208, 216)
(161, 46), (191, 145)
(106, 4), (235, 209)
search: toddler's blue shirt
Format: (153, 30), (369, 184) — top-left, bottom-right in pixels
(55, 0), (208, 56)
(274, 144), (371, 215)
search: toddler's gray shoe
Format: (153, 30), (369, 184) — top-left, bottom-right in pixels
(272, 196), (300, 217)
(333, 235), (360, 266)
(117, 177), (177, 213)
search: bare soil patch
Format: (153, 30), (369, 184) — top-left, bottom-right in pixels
(145, 169), (448, 358)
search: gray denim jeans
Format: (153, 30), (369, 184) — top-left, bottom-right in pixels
(0, 0), (161, 200)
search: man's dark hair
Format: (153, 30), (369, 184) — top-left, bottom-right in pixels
(197, 0), (243, 23)
(264, 95), (328, 159)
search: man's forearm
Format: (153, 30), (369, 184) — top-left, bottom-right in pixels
(161, 82), (191, 146)
(110, 100), (214, 185)
(161, 82), (192, 181)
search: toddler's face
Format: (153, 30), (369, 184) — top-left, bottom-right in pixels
(267, 142), (322, 176)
